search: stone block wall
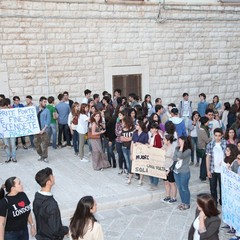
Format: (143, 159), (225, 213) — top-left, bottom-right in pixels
(0, 0), (240, 106)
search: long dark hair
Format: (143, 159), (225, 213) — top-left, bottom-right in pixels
(179, 136), (192, 152)
(0, 177), (16, 199)
(224, 144), (238, 165)
(197, 193), (220, 217)
(70, 196), (97, 239)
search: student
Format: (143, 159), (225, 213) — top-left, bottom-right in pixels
(33, 167), (69, 240)
(188, 193), (221, 240)
(206, 109), (221, 139)
(82, 89), (92, 104)
(206, 128), (227, 205)
(197, 93), (208, 117)
(169, 108), (187, 138)
(34, 96), (51, 163)
(173, 136), (192, 210)
(69, 196), (104, 240)
(178, 92), (193, 127)
(0, 177), (36, 240)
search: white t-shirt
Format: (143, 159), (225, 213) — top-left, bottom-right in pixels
(193, 216), (200, 240)
(213, 142), (224, 173)
(76, 114), (89, 134)
(182, 101), (190, 117)
(190, 125), (198, 137)
(82, 97), (88, 104)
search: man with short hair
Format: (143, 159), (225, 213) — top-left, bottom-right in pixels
(169, 108), (187, 138)
(55, 94), (71, 148)
(167, 103), (176, 118)
(128, 93), (140, 108)
(93, 93), (103, 110)
(155, 105), (168, 124)
(46, 96), (57, 149)
(112, 89), (121, 108)
(34, 96), (51, 163)
(198, 93), (208, 117)
(26, 95), (35, 148)
(13, 96), (28, 149)
(33, 167), (69, 240)
(205, 108), (221, 139)
(63, 91), (73, 108)
(206, 128), (227, 205)
(82, 89), (91, 104)
(178, 93), (192, 127)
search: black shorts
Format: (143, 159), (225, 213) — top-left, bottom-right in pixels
(163, 170), (175, 183)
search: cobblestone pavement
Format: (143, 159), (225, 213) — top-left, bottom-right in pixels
(0, 145), (231, 240)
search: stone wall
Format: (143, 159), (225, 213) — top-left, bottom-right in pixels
(0, 0), (240, 106)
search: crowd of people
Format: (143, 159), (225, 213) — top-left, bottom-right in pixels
(0, 90), (240, 240)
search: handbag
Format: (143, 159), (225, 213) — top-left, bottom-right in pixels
(196, 149), (205, 158)
(88, 130), (100, 139)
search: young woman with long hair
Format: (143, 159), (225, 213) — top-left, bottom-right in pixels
(76, 103), (89, 162)
(224, 128), (237, 145)
(69, 196), (103, 240)
(221, 102), (230, 130)
(121, 116), (135, 174)
(173, 136), (192, 210)
(141, 94), (153, 117)
(162, 134), (177, 203)
(89, 112), (110, 170)
(0, 177), (36, 240)
(187, 111), (200, 166)
(188, 193), (220, 240)
(68, 102), (80, 156)
(127, 120), (149, 186)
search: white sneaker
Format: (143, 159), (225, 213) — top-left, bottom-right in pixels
(43, 158), (49, 163)
(80, 158), (89, 163)
(38, 156), (43, 161)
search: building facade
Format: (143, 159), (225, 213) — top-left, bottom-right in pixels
(0, 0), (240, 105)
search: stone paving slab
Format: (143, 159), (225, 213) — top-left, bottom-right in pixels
(0, 145), (231, 240)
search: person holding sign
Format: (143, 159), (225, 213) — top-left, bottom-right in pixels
(173, 136), (192, 210)
(127, 120), (149, 186)
(188, 193), (221, 240)
(34, 97), (51, 163)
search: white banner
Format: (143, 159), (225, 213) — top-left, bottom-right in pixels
(221, 166), (240, 233)
(0, 106), (40, 138)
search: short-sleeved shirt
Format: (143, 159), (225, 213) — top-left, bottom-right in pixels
(46, 104), (57, 124)
(0, 192), (31, 231)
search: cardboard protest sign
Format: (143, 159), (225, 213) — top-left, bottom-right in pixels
(221, 166), (240, 233)
(0, 106), (40, 138)
(132, 143), (167, 179)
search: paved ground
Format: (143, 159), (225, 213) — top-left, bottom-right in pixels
(0, 144), (231, 240)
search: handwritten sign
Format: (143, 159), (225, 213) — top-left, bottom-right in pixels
(221, 166), (240, 233)
(132, 143), (167, 179)
(0, 106), (40, 138)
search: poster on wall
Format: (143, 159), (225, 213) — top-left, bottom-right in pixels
(0, 106), (40, 138)
(221, 166), (240, 233)
(132, 143), (167, 179)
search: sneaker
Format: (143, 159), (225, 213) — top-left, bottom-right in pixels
(74, 152), (79, 157)
(23, 145), (28, 150)
(189, 162), (194, 166)
(179, 204), (190, 210)
(227, 229), (236, 235)
(12, 158), (17, 163)
(80, 158), (89, 163)
(162, 197), (171, 202)
(43, 158), (49, 163)
(57, 145), (62, 149)
(168, 198), (177, 204)
(5, 158), (11, 163)
(67, 145), (72, 149)
(38, 156), (43, 161)
(221, 225), (230, 229)
(195, 162), (199, 167)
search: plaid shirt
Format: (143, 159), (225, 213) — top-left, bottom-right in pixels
(206, 139), (227, 173)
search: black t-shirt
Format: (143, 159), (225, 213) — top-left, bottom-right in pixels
(0, 192), (31, 231)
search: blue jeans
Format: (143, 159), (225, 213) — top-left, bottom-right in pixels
(48, 123), (57, 148)
(29, 135), (35, 147)
(105, 139), (116, 167)
(191, 137), (200, 163)
(174, 171), (191, 205)
(116, 142), (126, 169)
(122, 146), (131, 173)
(5, 227), (29, 240)
(149, 176), (159, 186)
(3, 137), (16, 159)
(73, 130), (79, 154)
(58, 123), (71, 146)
